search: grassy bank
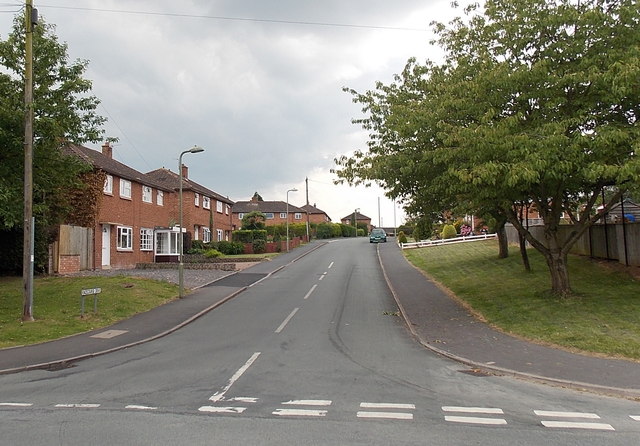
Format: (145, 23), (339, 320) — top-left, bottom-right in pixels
(404, 241), (640, 361)
(0, 276), (177, 349)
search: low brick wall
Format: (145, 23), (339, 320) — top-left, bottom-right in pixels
(136, 262), (237, 271)
(59, 255), (80, 274)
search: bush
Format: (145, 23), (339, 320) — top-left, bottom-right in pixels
(217, 240), (245, 255)
(398, 231), (408, 244)
(252, 239), (266, 254)
(316, 223), (334, 239)
(204, 249), (223, 258)
(441, 224), (457, 239)
(233, 229), (267, 243)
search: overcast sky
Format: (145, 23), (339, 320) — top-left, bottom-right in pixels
(2, 0), (467, 226)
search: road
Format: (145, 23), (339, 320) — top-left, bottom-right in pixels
(1, 238), (639, 445)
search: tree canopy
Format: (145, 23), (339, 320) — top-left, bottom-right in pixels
(0, 14), (106, 271)
(334, 0), (640, 296)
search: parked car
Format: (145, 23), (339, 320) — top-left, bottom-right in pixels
(369, 228), (387, 243)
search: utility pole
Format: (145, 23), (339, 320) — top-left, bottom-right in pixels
(22, 0), (37, 321)
(305, 177), (310, 241)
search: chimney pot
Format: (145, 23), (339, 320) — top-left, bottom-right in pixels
(101, 142), (112, 159)
(181, 164), (188, 179)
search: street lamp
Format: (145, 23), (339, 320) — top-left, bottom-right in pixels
(354, 208), (360, 237)
(286, 188), (298, 252)
(178, 145), (204, 298)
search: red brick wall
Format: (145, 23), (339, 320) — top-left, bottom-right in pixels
(59, 255), (80, 274)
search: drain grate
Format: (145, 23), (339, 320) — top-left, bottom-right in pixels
(44, 362), (77, 372)
(458, 368), (493, 377)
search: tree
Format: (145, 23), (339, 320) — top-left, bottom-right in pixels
(0, 14), (106, 271)
(241, 211), (266, 230)
(335, 0), (640, 297)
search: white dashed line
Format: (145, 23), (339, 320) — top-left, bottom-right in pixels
(534, 410), (600, 419)
(631, 415), (640, 421)
(443, 406), (503, 414)
(303, 284), (318, 300)
(541, 421), (615, 430)
(445, 416), (508, 425)
(125, 405), (157, 411)
(0, 403), (33, 407)
(209, 352), (261, 402)
(283, 400), (332, 406)
(275, 308), (299, 333)
(357, 402), (415, 420)
(273, 408), (327, 417)
(361, 402), (415, 410)
(199, 406), (247, 414)
(55, 404), (100, 408)
(443, 406), (507, 425)
(328, 262), (334, 269)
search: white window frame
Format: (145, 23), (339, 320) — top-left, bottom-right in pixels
(265, 213), (274, 219)
(203, 227), (211, 243)
(142, 185), (152, 203)
(217, 229), (223, 242)
(193, 225), (199, 241)
(216, 200), (223, 213)
(238, 213), (244, 220)
(294, 213), (302, 220)
(117, 226), (133, 251)
(280, 212), (287, 219)
(103, 174), (113, 194)
(119, 179), (131, 199)
(203, 196), (211, 210)
(155, 230), (180, 255)
(225, 204), (230, 215)
(157, 190), (164, 206)
(194, 193), (200, 207)
(140, 228), (153, 251)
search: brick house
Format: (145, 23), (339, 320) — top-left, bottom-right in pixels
(65, 143), (174, 269)
(231, 195), (308, 230)
(301, 203), (332, 224)
(146, 166), (234, 254)
(341, 211), (372, 233)
(63, 143), (234, 270)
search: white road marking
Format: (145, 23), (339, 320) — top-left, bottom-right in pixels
(358, 411), (414, 420)
(0, 403), (33, 407)
(55, 404), (100, 408)
(275, 308), (299, 333)
(445, 416), (507, 425)
(328, 262), (334, 269)
(631, 415), (640, 421)
(125, 405), (157, 411)
(303, 284), (318, 300)
(541, 421), (614, 430)
(90, 329), (128, 339)
(534, 410), (600, 419)
(209, 352), (261, 402)
(273, 409), (327, 417)
(361, 402), (415, 410)
(283, 400), (332, 406)
(443, 406), (504, 414)
(199, 406), (247, 414)
(228, 397), (258, 403)
(318, 272), (327, 281)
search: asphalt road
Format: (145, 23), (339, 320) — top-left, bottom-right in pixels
(0, 238), (639, 445)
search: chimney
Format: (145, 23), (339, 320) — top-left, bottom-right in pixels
(101, 142), (112, 159)
(181, 163), (188, 179)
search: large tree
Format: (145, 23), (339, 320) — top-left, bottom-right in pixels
(0, 14), (105, 272)
(334, 0), (640, 296)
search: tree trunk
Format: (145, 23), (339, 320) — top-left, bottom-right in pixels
(543, 249), (572, 297)
(518, 232), (531, 271)
(496, 220), (509, 259)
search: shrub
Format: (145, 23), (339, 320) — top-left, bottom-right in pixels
(316, 223), (334, 239)
(252, 239), (266, 254)
(441, 224), (457, 239)
(398, 231), (408, 244)
(204, 249), (223, 258)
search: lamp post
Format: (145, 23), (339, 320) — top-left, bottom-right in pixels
(286, 188), (298, 252)
(354, 208), (360, 237)
(178, 145), (204, 298)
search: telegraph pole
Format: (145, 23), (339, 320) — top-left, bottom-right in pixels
(22, 0), (36, 321)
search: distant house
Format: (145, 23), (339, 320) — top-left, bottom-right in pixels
(601, 198), (640, 223)
(341, 211), (372, 233)
(232, 194), (307, 229)
(301, 203), (332, 224)
(146, 166), (234, 255)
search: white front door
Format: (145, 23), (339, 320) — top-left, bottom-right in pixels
(101, 225), (111, 268)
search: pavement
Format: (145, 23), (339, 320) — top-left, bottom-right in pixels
(1, 240), (639, 400)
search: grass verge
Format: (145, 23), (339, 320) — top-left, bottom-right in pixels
(0, 276), (178, 349)
(404, 240), (640, 361)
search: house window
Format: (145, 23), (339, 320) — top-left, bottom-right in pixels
(238, 213), (244, 220)
(203, 227), (211, 243)
(203, 196), (211, 209)
(157, 190), (163, 206)
(225, 204), (230, 215)
(294, 213), (302, 220)
(142, 186), (152, 203)
(155, 231), (179, 255)
(103, 174), (113, 194)
(117, 226), (133, 250)
(280, 213), (287, 219)
(194, 193), (200, 207)
(193, 225), (199, 241)
(217, 229), (223, 241)
(265, 213), (274, 219)
(216, 200), (223, 213)
(140, 228), (153, 251)
(119, 179), (131, 199)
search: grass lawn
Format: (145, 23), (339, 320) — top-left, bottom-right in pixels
(0, 275), (178, 349)
(404, 240), (640, 361)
